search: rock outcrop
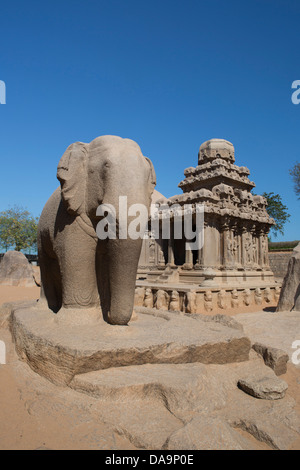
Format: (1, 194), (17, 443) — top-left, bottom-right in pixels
(0, 251), (36, 287)
(276, 242), (300, 312)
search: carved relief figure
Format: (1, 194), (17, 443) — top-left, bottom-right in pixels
(232, 237), (239, 264)
(264, 287), (272, 303)
(148, 236), (156, 264)
(217, 290), (227, 309)
(204, 290), (213, 312)
(244, 234), (252, 265)
(158, 244), (165, 267)
(261, 237), (269, 266)
(254, 288), (262, 305)
(231, 289), (239, 308)
(185, 291), (196, 314)
(155, 289), (168, 311)
(226, 234), (234, 265)
(144, 288), (153, 308)
(252, 237), (258, 265)
(169, 290), (180, 311)
(243, 289), (251, 306)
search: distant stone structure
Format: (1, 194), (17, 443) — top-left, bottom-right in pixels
(137, 139), (279, 313)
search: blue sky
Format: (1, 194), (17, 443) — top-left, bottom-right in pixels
(0, 0), (299, 241)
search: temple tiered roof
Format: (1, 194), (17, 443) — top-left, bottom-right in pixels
(163, 139), (275, 226)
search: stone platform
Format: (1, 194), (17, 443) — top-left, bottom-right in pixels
(11, 305), (251, 386)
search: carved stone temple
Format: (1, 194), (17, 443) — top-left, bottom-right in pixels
(136, 139), (280, 314)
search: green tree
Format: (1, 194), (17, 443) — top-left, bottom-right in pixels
(262, 192), (290, 239)
(289, 162), (300, 199)
(0, 206), (39, 252)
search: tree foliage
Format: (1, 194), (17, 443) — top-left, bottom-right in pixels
(289, 162), (300, 199)
(0, 206), (39, 252)
(262, 192), (290, 239)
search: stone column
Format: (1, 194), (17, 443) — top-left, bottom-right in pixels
(157, 225), (166, 269)
(262, 230), (270, 269)
(199, 220), (214, 269)
(183, 244), (193, 270)
(194, 245), (204, 270)
(194, 212), (204, 270)
(167, 220), (175, 267)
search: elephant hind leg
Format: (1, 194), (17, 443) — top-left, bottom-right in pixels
(39, 249), (62, 313)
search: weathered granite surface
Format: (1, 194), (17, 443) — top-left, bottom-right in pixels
(11, 305), (251, 385)
(238, 375), (288, 400)
(277, 242), (300, 312)
(1, 302), (300, 450)
(252, 342), (289, 376)
(0, 251), (36, 287)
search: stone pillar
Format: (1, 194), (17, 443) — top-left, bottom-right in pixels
(200, 220), (219, 270)
(183, 244), (193, 270)
(182, 206), (194, 270)
(167, 221), (175, 267)
(262, 230), (270, 269)
(157, 226), (166, 268)
(194, 214), (204, 270)
(194, 245), (204, 270)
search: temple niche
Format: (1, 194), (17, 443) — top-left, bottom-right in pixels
(136, 139), (280, 314)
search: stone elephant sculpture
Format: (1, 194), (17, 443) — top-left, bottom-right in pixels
(38, 135), (156, 325)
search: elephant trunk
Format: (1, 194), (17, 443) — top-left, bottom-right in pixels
(106, 238), (143, 325)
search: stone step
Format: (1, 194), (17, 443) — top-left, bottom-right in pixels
(70, 362), (207, 399)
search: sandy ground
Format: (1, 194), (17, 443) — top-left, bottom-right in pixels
(0, 285), (136, 450)
(0, 285), (40, 304)
(0, 285), (299, 450)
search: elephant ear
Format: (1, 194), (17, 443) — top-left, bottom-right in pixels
(145, 156), (156, 195)
(57, 142), (88, 215)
